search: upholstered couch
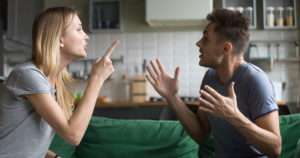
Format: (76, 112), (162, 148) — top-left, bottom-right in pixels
(50, 116), (199, 158)
(50, 114), (300, 158)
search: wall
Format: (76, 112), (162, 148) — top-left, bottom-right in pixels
(43, 0), (205, 32)
(68, 29), (299, 103)
(64, 0), (300, 103)
(3, 0), (299, 104)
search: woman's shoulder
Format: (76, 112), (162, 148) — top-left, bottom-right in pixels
(5, 62), (53, 95)
(13, 62), (38, 71)
(11, 62), (44, 76)
(7, 62), (48, 84)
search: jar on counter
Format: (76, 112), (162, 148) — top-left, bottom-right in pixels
(275, 7), (284, 27)
(266, 7), (275, 27)
(226, 6), (235, 11)
(235, 6), (244, 14)
(244, 7), (253, 26)
(284, 6), (294, 26)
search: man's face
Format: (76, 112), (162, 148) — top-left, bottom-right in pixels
(196, 23), (225, 68)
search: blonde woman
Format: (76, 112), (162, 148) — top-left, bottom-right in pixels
(0, 7), (119, 158)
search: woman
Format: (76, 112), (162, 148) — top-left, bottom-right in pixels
(0, 7), (119, 158)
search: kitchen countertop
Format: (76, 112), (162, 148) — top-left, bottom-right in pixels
(95, 101), (199, 108)
(95, 100), (286, 108)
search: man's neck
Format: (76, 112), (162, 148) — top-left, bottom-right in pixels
(215, 55), (245, 84)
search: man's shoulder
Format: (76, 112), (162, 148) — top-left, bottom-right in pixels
(241, 63), (270, 83)
(204, 68), (216, 78)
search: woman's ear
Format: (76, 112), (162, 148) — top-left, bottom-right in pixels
(60, 38), (64, 48)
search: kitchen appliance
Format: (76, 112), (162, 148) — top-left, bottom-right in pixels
(130, 75), (147, 103)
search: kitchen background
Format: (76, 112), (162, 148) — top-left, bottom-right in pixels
(1, 0), (300, 111)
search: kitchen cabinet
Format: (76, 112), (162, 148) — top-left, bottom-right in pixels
(222, 0), (257, 29)
(89, 0), (122, 32)
(263, 0), (297, 29)
(247, 40), (299, 71)
(145, 0), (213, 27)
(7, 0), (43, 46)
(220, 0), (297, 30)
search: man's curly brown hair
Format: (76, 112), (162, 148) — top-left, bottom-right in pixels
(207, 9), (250, 54)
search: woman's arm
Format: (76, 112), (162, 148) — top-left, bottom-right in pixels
(45, 150), (60, 158)
(27, 41), (118, 145)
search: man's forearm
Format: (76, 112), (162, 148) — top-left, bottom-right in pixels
(166, 95), (209, 143)
(228, 112), (281, 157)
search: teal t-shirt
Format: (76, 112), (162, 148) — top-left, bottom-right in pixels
(201, 63), (278, 158)
(0, 62), (55, 158)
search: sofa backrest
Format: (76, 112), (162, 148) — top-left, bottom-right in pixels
(50, 116), (199, 158)
(280, 113), (300, 158)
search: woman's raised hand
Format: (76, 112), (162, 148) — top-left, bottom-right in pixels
(91, 40), (119, 81)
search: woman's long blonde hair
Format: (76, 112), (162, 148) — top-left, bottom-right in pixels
(32, 7), (77, 118)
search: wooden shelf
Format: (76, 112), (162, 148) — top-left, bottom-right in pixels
(275, 58), (300, 62)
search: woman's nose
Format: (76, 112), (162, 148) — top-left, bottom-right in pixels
(85, 33), (89, 40)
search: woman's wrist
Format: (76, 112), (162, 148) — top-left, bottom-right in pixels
(54, 154), (61, 158)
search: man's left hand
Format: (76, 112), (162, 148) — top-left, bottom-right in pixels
(198, 82), (241, 120)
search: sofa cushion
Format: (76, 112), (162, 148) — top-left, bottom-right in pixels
(294, 139), (300, 158)
(49, 134), (76, 158)
(74, 116), (198, 158)
(280, 113), (300, 158)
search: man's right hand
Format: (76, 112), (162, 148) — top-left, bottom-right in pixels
(146, 59), (180, 99)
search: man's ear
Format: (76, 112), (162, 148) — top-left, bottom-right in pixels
(223, 41), (233, 54)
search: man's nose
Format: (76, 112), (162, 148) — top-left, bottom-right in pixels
(196, 40), (201, 47)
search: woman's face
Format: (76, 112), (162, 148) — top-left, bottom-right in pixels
(60, 14), (89, 60)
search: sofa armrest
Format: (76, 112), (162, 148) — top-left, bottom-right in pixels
(280, 113), (300, 157)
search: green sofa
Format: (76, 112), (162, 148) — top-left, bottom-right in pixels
(50, 114), (300, 158)
(50, 117), (199, 158)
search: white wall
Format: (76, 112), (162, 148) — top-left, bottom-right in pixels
(70, 29), (300, 102)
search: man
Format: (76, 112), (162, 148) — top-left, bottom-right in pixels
(146, 9), (281, 158)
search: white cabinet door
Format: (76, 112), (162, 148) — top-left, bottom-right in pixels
(146, 0), (213, 27)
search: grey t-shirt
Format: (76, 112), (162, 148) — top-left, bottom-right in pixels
(201, 63), (278, 158)
(0, 62), (55, 158)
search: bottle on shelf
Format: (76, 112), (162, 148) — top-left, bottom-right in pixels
(244, 6), (253, 26)
(266, 7), (275, 27)
(284, 6), (294, 27)
(235, 6), (244, 14)
(275, 7), (284, 27)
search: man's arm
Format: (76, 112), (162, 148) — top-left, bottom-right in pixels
(199, 83), (281, 157)
(228, 110), (281, 157)
(145, 59), (210, 143)
(166, 95), (210, 143)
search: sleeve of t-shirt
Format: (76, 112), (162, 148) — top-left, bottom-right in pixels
(200, 69), (212, 90)
(5, 68), (52, 96)
(247, 72), (278, 120)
